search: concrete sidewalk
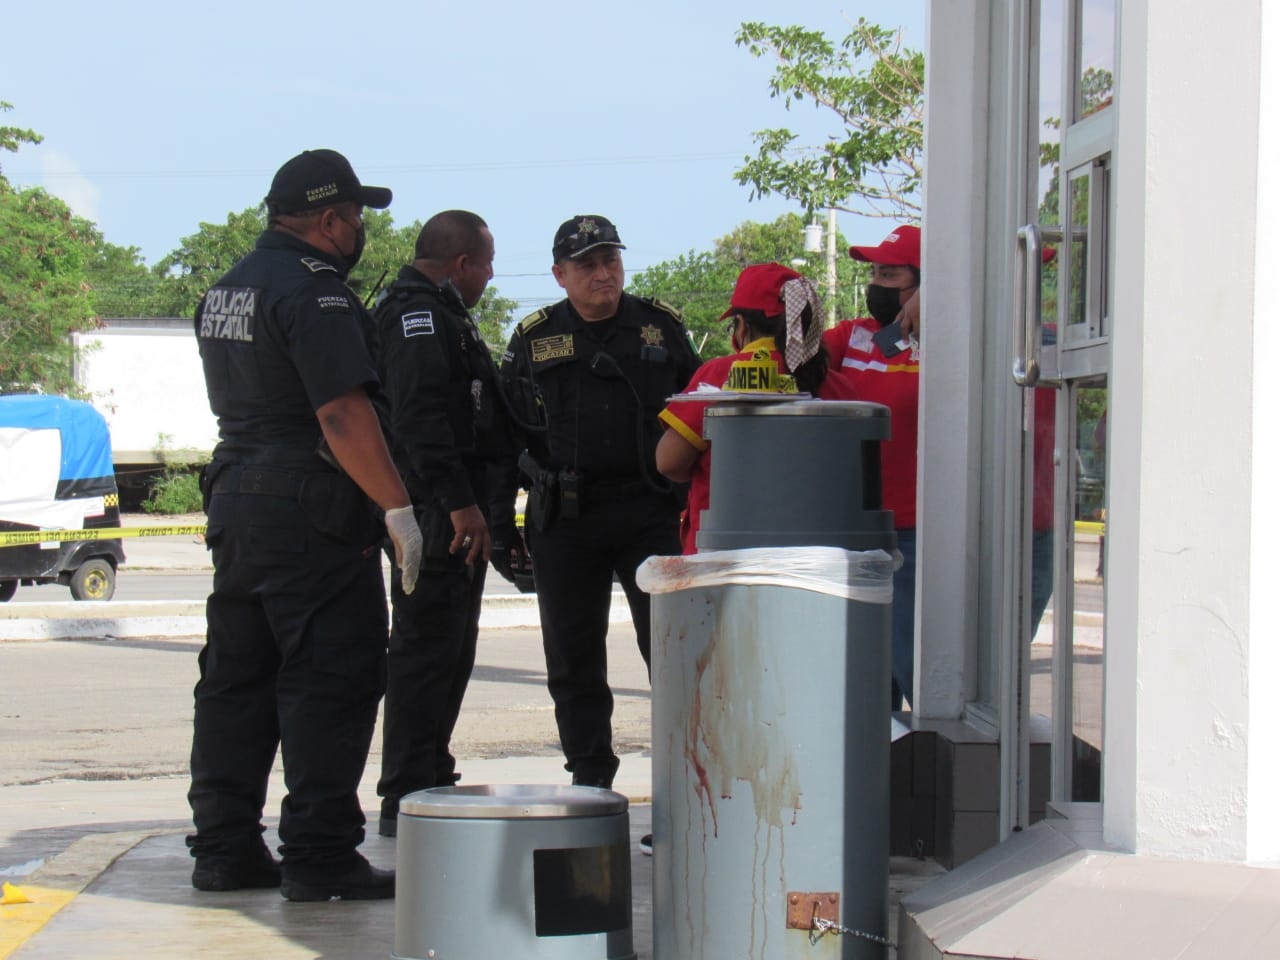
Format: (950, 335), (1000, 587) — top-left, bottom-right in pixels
(1, 760), (656, 960)
(0, 517), (668, 957)
(0, 520), (943, 957)
(1, 767), (940, 960)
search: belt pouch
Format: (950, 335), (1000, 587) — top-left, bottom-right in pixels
(298, 472), (375, 544)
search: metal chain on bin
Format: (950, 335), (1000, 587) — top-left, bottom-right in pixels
(809, 917), (897, 948)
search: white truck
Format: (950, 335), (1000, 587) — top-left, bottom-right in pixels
(72, 317), (218, 468)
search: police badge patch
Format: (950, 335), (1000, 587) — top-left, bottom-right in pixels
(402, 311), (436, 337)
(530, 334), (574, 362)
(639, 324), (664, 346)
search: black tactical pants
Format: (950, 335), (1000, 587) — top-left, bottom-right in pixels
(527, 487), (679, 788)
(187, 484), (387, 868)
(377, 556), (486, 820)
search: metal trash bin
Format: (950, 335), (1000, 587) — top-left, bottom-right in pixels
(640, 397), (898, 958)
(699, 400), (894, 552)
(393, 784), (635, 960)
(640, 548), (894, 960)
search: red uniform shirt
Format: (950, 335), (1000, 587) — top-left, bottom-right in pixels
(823, 318), (920, 529)
(1031, 387), (1055, 532)
(659, 337), (858, 554)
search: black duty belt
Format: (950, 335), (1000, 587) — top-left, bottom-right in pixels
(211, 466), (306, 499)
(586, 477), (650, 502)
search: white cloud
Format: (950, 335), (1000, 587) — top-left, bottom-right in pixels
(39, 150), (100, 221)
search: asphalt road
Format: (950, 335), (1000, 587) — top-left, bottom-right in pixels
(0, 621), (651, 790)
(5, 571), (213, 604)
(6, 565), (1106, 613)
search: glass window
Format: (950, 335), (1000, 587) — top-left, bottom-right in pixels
(1076, 0), (1115, 120)
(1066, 168), (1090, 331)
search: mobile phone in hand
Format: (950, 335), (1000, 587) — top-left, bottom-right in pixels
(872, 319), (909, 358)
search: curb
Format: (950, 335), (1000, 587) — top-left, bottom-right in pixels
(0, 592), (634, 640)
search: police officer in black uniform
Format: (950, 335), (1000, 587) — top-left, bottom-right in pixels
(372, 210), (519, 837)
(188, 149), (423, 902)
(498, 215), (699, 789)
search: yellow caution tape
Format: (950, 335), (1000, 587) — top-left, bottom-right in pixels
(0, 517), (1101, 548)
(0, 525), (206, 548)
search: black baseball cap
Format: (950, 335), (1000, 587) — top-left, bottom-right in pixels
(264, 149), (392, 215)
(552, 215), (626, 262)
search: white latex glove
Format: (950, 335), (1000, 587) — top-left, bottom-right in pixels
(384, 505), (422, 595)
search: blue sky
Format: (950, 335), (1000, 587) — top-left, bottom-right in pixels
(4, 0), (924, 312)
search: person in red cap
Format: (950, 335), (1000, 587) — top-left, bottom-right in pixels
(823, 224), (921, 709)
(658, 262), (858, 555)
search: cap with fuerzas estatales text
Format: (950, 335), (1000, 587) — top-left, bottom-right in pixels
(265, 148), (392, 215)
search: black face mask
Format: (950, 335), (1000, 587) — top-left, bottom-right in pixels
(865, 284), (904, 326)
(342, 223), (367, 272)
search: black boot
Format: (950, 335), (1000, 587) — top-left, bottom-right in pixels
(379, 800), (398, 838)
(280, 854), (395, 902)
(192, 846), (281, 892)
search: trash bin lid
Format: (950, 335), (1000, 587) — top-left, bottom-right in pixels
(399, 783), (629, 820)
(705, 399), (889, 420)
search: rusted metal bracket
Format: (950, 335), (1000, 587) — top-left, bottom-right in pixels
(785, 891), (840, 930)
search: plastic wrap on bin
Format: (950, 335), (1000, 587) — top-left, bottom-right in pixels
(644, 544), (895, 959)
(637, 545), (895, 603)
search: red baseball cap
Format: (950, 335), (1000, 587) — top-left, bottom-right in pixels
(848, 224), (921, 269)
(720, 262), (803, 319)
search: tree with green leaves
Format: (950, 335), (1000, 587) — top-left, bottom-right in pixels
(149, 206), (418, 315)
(150, 207), (269, 316)
(0, 104), (102, 396)
(0, 187), (102, 395)
(629, 213), (869, 357)
(84, 232), (169, 318)
(342, 208), (420, 306)
(0, 100), (41, 171)
(472, 287), (518, 348)
(147, 206), (520, 337)
(734, 18), (923, 220)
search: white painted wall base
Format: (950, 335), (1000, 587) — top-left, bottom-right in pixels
(898, 815), (1280, 959)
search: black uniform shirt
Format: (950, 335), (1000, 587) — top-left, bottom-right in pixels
(195, 230), (379, 464)
(374, 265), (509, 511)
(501, 293), (699, 481)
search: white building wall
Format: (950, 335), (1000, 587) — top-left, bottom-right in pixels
(921, 0), (1277, 864)
(1107, 0), (1265, 859)
(916, 0), (991, 719)
(1247, 0), (1280, 865)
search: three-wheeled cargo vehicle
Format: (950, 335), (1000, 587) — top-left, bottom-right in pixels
(0, 395), (125, 601)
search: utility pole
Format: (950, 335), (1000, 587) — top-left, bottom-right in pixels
(803, 162), (841, 328)
(825, 160), (838, 327)
(825, 204), (838, 327)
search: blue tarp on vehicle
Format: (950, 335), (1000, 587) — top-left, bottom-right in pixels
(0, 394), (116, 491)
(0, 395), (124, 600)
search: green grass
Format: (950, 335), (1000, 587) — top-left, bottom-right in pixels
(141, 468), (203, 514)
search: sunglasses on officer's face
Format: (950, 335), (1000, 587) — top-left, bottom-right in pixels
(724, 315), (741, 337)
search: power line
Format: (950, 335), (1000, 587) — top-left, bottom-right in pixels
(5, 151), (748, 182)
